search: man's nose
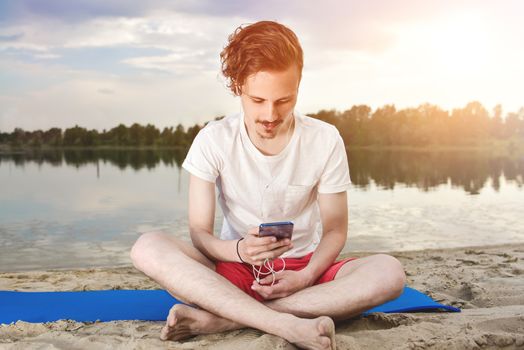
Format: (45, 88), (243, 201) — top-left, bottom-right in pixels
(264, 103), (279, 122)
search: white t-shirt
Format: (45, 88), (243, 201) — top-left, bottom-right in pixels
(182, 110), (351, 257)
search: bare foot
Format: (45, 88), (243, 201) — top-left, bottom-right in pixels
(286, 316), (336, 350)
(160, 304), (241, 341)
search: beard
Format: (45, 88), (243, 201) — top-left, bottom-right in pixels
(255, 120), (283, 139)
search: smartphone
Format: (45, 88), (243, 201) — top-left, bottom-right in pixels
(259, 221), (294, 240)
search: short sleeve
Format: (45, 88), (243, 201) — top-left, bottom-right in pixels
(317, 133), (351, 193)
(182, 128), (222, 183)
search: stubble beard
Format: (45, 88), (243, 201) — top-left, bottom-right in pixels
(255, 121), (281, 140)
(256, 130), (277, 140)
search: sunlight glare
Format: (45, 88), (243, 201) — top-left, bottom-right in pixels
(391, 12), (493, 79)
(428, 13), (491, 75)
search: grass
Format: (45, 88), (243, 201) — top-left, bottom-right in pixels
(2, 138), (523, 156)
(347, 138), (524, 156)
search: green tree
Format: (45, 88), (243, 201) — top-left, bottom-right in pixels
(186, 124), (202, 145)
(108, 124), (129, 146)
(144, 124), (160, 146)
(490, 104), (504, 139)
(339, 105), (371, 146)
(43, 128), (63, 146)
(63, 125), (89, 146)
(173, 124), (186, 147)
(128, 123), (143, 146)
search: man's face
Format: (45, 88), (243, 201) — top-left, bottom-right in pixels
(240, 65), (300, 140)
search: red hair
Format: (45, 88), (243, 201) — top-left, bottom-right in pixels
(220, 20), (304, 96)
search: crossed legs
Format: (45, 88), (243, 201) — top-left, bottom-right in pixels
(130, 232), (406, 349)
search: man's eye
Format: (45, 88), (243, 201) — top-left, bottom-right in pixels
(253, 100), (264, 104)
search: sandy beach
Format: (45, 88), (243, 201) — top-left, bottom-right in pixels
(1, 243), (523, 349)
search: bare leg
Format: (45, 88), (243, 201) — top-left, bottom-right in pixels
(156, 252), (405, 339)
(131, 232), (335, 349)
(267, 253), (406, 320)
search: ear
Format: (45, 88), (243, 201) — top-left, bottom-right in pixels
(234, 83), (243, 96)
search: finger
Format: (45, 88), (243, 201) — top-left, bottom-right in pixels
(253, 286), (287, 300)
(248, 240), (286, 257)
(253, 280), (287, 294)
(258, 276), (277, 285)
(254, 244), (293, 261)
(258, 276), (274, 285)
(251, 283), (273, 298)
(247, 227), (260, 236)
(249, 238), (291, 257)
(259, 271), (286, 284)
(266, 238), (292, 251)
(251, 235), (278, 246)
(250, 258), (266, 266)
(243, 244), (276, 262)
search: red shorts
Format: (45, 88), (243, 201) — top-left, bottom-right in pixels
(215, 252), (357, 301)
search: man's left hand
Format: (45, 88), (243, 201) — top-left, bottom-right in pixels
(251, 269), (313, 300)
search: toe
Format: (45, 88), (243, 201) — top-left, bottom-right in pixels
(318, 317), (336, 350)
(160, 310), (179, 341)
(160, 326), (169, 341)
(167, 307), (178, 327)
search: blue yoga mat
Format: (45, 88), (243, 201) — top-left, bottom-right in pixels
(0, 287), (459, 324)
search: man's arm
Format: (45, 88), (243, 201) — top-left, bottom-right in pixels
(300, 191), (348, 285)
(187, 174), (239, 262)
(187, 174), (291, 264)
(252, 191), (348, 298)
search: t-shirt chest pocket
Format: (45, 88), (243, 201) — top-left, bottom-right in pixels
(284, 184), (316, 218)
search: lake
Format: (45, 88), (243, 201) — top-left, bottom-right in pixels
(0, 148), (523, 272)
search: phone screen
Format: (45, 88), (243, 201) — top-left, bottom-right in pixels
(259, 221), (294, 240)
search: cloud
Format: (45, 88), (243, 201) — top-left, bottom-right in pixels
(1, 0), (152, 24)
(1, 0), (423, 54)
(3, 0), (471, 73)
(33, 52), (60, 59)
(0, 0), (523, 132)
(0, 8), (245, 131)
(0, 11), (239, 73)
(122, 50), (214, 75)
(0, 67), (237, 132)
(0, 33), (24, 41)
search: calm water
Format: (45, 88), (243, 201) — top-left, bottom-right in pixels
(0, 148), (523, 272)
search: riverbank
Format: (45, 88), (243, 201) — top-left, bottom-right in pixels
(347, 137), (524, 156)
(2, 136), (523, 155)
(1, 243), (523, 349)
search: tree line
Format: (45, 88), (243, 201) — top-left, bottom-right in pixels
(0, 123), (203, 148)
(1, 101), (523, 149)
(312, 102), (523, 147)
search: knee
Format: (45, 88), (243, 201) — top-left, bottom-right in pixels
(374, 254), (406, 299)
(130, 231), (170, 271)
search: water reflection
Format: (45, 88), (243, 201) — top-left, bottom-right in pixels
(1, 148), (523, 271)
(2, 148), (523, 194)
(1, 148), (187, 171)
(347, 150), (524, 194)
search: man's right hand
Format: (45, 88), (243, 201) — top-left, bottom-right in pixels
(238, 227), (293, 265)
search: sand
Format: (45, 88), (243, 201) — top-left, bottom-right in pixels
(1, 243), (523, 349)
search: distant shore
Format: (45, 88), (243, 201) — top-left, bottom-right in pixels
(1, 138), (523, 155)
(0, 144), (188, 152)
(1, 243), (523, 349)
(348, 139), (524, 155)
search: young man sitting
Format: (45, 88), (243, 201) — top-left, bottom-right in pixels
(131, 20), (406, 350)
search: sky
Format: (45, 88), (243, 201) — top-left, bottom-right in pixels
(0, 0), (523, 132)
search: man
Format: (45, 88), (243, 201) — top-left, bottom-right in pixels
(131, 20), (405, 350)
